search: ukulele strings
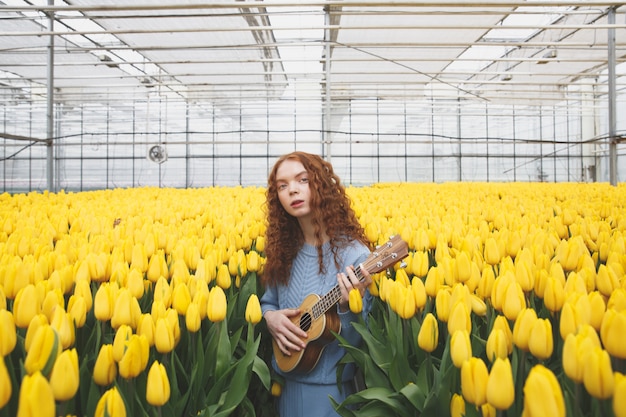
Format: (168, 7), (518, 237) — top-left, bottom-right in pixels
(300, 265), (366, 330)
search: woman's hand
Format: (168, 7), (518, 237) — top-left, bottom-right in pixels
(264, 309), (308, 356)
(337, 264), (371, 312)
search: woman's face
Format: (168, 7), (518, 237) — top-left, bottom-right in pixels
(275, 158), (312, 219)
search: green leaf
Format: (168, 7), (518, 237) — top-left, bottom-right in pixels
(399, 382), (426, 412)
(252, 354), (271, 391)
(215, 320), (231, 380)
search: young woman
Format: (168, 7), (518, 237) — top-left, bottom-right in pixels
(260, 151), (373, 417)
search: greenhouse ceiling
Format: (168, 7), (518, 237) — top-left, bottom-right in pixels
(0, 0), (625, 108)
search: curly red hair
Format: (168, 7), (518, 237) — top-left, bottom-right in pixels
(262, 152), (370, 287)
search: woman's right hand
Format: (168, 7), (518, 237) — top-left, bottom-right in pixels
(263, 309), (308, 356)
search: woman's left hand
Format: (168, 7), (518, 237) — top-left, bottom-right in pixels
(337, 264), (371, 312)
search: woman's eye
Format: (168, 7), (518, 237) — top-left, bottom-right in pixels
(300, 177), (308, 184)
(277, 184), (287, 190)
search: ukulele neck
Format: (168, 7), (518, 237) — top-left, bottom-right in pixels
(311, 264), (365, 320)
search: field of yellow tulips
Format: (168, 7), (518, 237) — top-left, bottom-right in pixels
(0, 182), (625, 417)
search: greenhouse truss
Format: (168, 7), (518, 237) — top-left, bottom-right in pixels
(0, 0), (625, 192)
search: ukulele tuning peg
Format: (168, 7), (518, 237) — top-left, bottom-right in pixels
(400, 261), (407, 269)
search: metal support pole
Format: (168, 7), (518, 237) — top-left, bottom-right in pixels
(46, 0), (55, 192)
(323, 6), (331, 161)
(607, 7), (617, 186)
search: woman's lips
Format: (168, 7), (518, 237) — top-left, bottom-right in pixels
(291, 200), (304, 208)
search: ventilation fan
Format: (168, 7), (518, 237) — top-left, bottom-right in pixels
(147, 145), (167, 164)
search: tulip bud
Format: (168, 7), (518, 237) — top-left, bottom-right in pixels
(17, 371), (55, 417)
(118, 335), (146, 379)
(111, 288), (140, 329)
(411, 276), (427, 310)
(615, 372), (626, 417)
(484, 237), (501, 266)
(450, 393), (465, 417)
(486, 328), (508, 363)
(543, 276), (565, 313)
(126, 268), (145, 299)
(596, 264), (619, 297)
(399, 286), (416, 319)
(562, 332), (598, 383)
(94, 282), (115, 322)
(461, 357), (488, 406)
(455, 251), (472, 283)
(417, 313), (439, 353)
(412, 251), (429, 278)
(13, 284), (42, 328)
(486, 357), (514, 410)
(154, 317), (176, 354)
(600, 309), (626, 359)
(146, 361), (171, 406)
(450, 330), (472, 368)
(216, 263), (232, 290)
(0, 356), (11, 408)
(583, 346), (614, 399)
(154, 276), (172, 308)
(93, 344), (117, 387)
(271, 381), (282, 397)
(491, 315), (513, 355)
(448, 301), (471, 335)
(50, 307), (75, 349)
(95, 387), (126, 417)
(185, 302), (202, 333)
(512, 308), (537, 351)
(207, 286), (227, 322)
(245, 288), (262, 324)
(435, 288), (451, 322)
(502, 280), (526, 321)
(172, 282), (191, 315)
(587, 291), (606, 331)
(522, 365), (565, 417)
(528, 318), (553, 360)
(67, 295), (87, 328)
(24, 325), (60, 377)
(0, 310), (16, 356)
(247, 250), (260, 273)
(49, 348), (79, 401)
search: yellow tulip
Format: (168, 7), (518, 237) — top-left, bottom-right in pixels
(93, 344), (117, 386)
(0, 356), (11, 409)
(247, 250), (260, 272)
(528, 318), (553, 360)
(583, 346), (614, 399)
(543, 276), (565, 313)
(50, 307), (75, 349)
(476, 266), (495, 300)
(411, 276), (427, 310)
(417, 313), (439, 353)
(450, 393), (465, 417)
(448, 301), (471, 335)
(461, 357), (488, 406)
(94, 282), (115, 322)
(486, 328), (508, 363)
(486, 357), (514, 410)
(399, 286), (416, 319)
(484, 237), (501, 266)
(514, 257), (534, 292)
(512, 308), (537, 351)
(49, 348), (79, 401)
(435, 288), (451, 322)
(118, 334), (146, 379)
(596, 264), (619, 297)
(455, 250), (472, 283)
(587, 291), (606, 331)
(245, 294), (262, 323)
(172, 282), (192, 315)
(154, 317), (176, 354)
(16, 371), (55, 417)
(207, 286), (227, 322)
(608, 288), (626, 311)
(450, 330), (472, 368)
(130, 242), (148, 273)
(154, 276), (172, 308)
(94, 386), (126, 417)
(271, 381), (282, 397)
(13, 284), (41, 328)
(0, 309), (16, 356)
(166, 308), (181, 345)
(216, 263), (232, 290)
(522, 365), (565, 417)
(126, 268), (145, 299)
(502, 280), (526, 321)
(67, 295), (87, 328)
(147, 250), (169, 283)
(111, 287), (140, 329)
(412, 251), (429, 278)
(23, 325), (60, 376)
(614, 372), (626, 417)
(562, 332), (598, 383)
(146, 361), (171, 406)
(470, 294), (487, 317)
(491, 315), (513, 355)
(424, 266), (443, 298)
(600, 308), (626, 359)
(185, 302), (202, 332)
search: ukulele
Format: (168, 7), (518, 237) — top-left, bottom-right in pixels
(273, 235), (409, 373)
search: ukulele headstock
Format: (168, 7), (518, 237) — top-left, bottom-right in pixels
(363, 235), (409, 275)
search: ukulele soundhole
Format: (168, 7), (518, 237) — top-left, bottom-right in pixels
(299, 312), (312, 331)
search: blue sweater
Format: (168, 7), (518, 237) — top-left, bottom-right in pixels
(260, 239), (372, 385)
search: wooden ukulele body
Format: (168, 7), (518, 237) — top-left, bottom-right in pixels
(272, 293), (341, 373)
